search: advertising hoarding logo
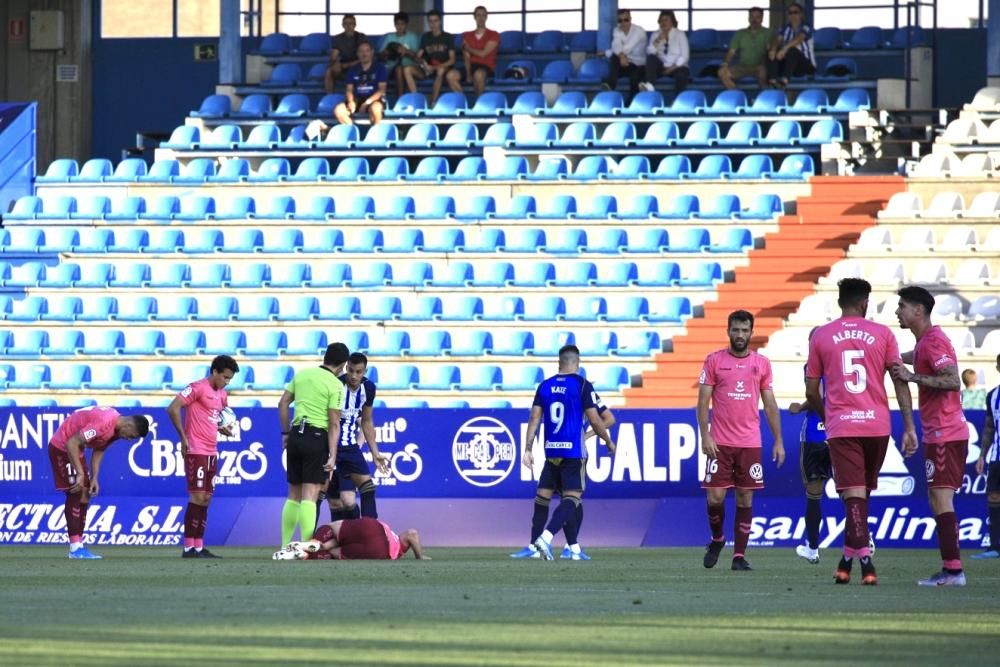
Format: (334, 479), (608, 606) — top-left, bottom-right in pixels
(453, 417), (517, 487)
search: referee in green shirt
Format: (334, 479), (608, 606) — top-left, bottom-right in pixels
(278, 342), (348, 546)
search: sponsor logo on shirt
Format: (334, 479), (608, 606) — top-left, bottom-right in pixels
(546, 441), (573, 449)
(180, 386), (193, 398)
(749, 463), (764, 481)
(840, 409), (876, 421)
(83, 429), (97, 441)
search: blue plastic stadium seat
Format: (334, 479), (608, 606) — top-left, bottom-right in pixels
(161, 126), (199, 150)
(200, 124), (242, 149)
(231, 93), (272, 119)
(758, 120), (801, 146)
(648, 296), (692, 323)
(247, 157), (289, 182)
(582, 91), (625, 116)
(38, 158), (78, 182)
(191, 94), (231, 119)
(413, 196), (455, 220)
(829, 88), (871, 113)
(438, 123), (478, 148)
(513, 122), (556, 148)
(405, 156), (448, 183)
(686, 154), (732, 180)
(698, 194), (741, 219)
(538, 60), (574, 84)
(801, 119), (844, 144)
(479, 124), (514, 148)
(593, 121), (636, 147)
(394, 261), (433, 287)
(664, 90), (708, 115)
(46, 364), (91, 390)
(76, 158), (113, 182)
(108, 263), (150, 289)
(236, 295), (279, 322)
(669, 227), (710, 252)
(425, 92), (468, 117)
(533, 195), (576, 220)
(507, 91), (546, 115)
(708, 227), (754, 253)
(220, 228), (263, 253)
(398, 123), (439, 149)
(689, 28), (720, 51)
(6, 364), (50, 389)
(848, 26), (883, 49)
(262, 63), (301, 87)
(277, 296), (319, 321)
(546, 91), (588, 117)
(175, 158), (217, 183)
(283, 157), (327, 183)
(495, 60), (536, 84)
(636, 261), (681, 287)
(340, 228), (383, 252)
(358, 123), (398, 149)
(119, 329), (164, 355)
(33, 196), (75, 221)
(621, 90), (664, 116)
(745, 89), (787, 114)
(771, 154), (814, 180)
(499, 30), (523, 53)
(592, 261), (634, 287)
(740, 193), (783, 219)
(241, 124), (281, 150)
(615, 194), (658, 220)
(549, 122), (592, 151)
(241, 331), (286, 357)
(41, 262), (81, 288)
(569, 58), (608, 83)
(820, 57), (857, 80)
(462, 92), (505, 118)
(785, 89), (828, 113)
(676, 120), (719, 146)
(230, 262), (271, 288)
(321, 123), (360, 149)
(146, 263), (188, 288)
(312, 93), (344, 117)
(428, 261), (472, 287)
(813, 27), (842, 50)
(453, 196), (494, 221)
(293, 31), (331, 54)
(258, 32), (291, 54)
(41, 329), (85, 356)
(568, 30), (596, 52)
(390, 92), (428, 118)
(205, 158), (248, 184)
(298, 229), (340, 254)
(457, 365), (500, 391)
(527, 30), (565, 53)
(105, 158), (148, 182)
(6, 329), (47, 357)
(645, 155), (691, 180)
(705, 89), (748, 115)
(566, 155), (611, 181)
(677, 261), (724, 287)
(482, 156), (527, 181)
(635, 121), (679, 147)
(731, 154), (774, 179)
(326, 156), (367, 182)
(717, 120), (760, 146)
(891, 26), (928, 47)
(364, 156), (408, 182)
(142, 228), (183, 253)
(336, 196), (375, 219)
(574, 194), (618, 220)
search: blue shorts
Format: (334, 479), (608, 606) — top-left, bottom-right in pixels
(538, 458), (586, 494)
(800, 440), (831, 483)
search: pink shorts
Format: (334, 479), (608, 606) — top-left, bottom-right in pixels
(185, 454), (218, 495)
(828, 436), (890, 491)
(924, 440), (968, 490)
(702, 445), (764, 490)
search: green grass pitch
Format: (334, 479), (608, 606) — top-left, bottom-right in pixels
(1, 546), (997, 666)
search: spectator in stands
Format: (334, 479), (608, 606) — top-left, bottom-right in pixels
(602, 8), (647, 99)
(324, 14), (367, 94)
(718, 6), (769, 89)
(766, 2), (816, 88)
(333, 41), (388, 126)
(379, 11), (421, 97)
(640, 10), (690, 93)
(405, 10), (456, 105)
(446, 5), (500, 98)
(962, 369), (987, 409)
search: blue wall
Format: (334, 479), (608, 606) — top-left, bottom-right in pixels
(90, 38), (222, 161)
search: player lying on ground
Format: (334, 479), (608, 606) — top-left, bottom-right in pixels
(273, 517), (429, 560)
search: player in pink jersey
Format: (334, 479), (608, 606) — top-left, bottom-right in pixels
(167, 355), (239, 559)
(48, 407), (149, 559)
(273, 517), (429, 560)
(806, 278), (917, 585)
(698, 310), (784, 571)
(891, 285), (969, 586)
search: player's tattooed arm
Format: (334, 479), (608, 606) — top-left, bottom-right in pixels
(522, 406), (543, 468)
(891, 363), (960, 391)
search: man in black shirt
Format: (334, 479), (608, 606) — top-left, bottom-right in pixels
(403, 10), (456, 105)
(324, 14), (368, 94)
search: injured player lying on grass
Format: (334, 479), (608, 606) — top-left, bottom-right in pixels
(273, 517), (430, 560)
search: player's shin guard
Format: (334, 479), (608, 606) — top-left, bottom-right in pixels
(544, 496), (581, 538)
(734, 506), (752, 558)
(531, 494), (551, 543)
(359, 480), (378, 518)
(844, 497), (870, 557)
(564, 501), (583, 546)
(805, 493), (822, 550)
(65, 493), (85, 543)
(989, 502), (1000, 551)
(935, 511), (962, 571)
(707, 502), (725, 542)
(281, 499), (301, 546)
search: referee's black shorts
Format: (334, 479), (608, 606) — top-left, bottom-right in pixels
(286, 424), (330, 485)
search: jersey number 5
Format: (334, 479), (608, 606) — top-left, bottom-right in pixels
(842, 350), (867, 394)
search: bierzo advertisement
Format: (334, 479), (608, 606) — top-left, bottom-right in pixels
(0, 407), (991, 548)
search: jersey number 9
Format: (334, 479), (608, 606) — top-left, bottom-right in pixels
(549, 402), (564, 433)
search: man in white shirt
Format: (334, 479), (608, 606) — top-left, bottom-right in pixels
(640, 9), (690, 93)
(603, 8), (647, 98)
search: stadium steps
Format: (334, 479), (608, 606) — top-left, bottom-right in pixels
(624, 175), (906, 407)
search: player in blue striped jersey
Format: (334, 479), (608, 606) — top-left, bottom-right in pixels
(327, 352), (389, 521)
(789, 374), (829, 565)
(972, 354), (1000, 559)
(511, 345), (616, 561)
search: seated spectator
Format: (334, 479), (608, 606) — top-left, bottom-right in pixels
(324, 14), (367, 94)
(641, 10), (689, 93)
(718, 6), (769, 89)
(767, 2), (816, 88)
(333, 41), (387, 126)
(962, 368), (987, 409)
(446, 5), (500, 98)
(404, 10), (456, 105)
(379, 11), (420, 97)
(602, 8), (647, 99)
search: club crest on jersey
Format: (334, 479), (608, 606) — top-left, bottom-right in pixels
(452, 417), (517, 487)
(735, 380), (745, 393)
(83, 429), (97, 441)
(749, 463), (764, 481)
